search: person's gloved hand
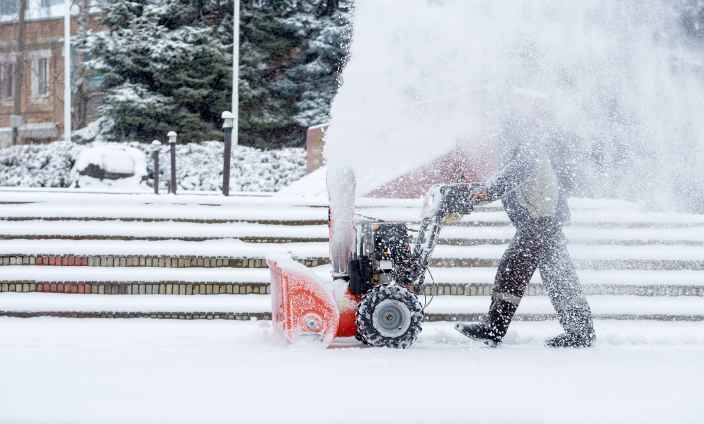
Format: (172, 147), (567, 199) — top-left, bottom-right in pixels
(442, 213), (462, 224)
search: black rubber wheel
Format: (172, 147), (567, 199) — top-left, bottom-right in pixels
(356, 285), (423, 349)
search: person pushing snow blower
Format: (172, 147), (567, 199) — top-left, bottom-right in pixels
(455, 128), (596, 348)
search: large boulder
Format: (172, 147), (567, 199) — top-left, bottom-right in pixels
(72, 144), (147, 189)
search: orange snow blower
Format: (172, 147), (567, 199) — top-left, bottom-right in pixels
(268, 181), (480, 349)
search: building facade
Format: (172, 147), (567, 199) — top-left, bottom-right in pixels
(0, 0), (99, 147)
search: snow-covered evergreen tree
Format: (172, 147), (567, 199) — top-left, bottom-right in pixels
(85, 0), (352, 148)
(236, 0), (352, 147)
(289, 1), (353, 128)
(85, 0), (231, 143)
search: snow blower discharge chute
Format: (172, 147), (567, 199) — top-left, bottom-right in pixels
(267, 182), (480, 349)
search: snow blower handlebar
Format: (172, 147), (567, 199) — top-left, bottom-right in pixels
(411, 183), (484, 287)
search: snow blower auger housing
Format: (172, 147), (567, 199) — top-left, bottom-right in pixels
(268, 182), (479, 349)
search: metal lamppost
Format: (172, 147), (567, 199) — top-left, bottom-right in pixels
(151, 140), (161, 195)
(167, 131), (177, 194)
(232, 0), (239, 147)
(64, 0), (71, 143)
(222, 111), (234, 196)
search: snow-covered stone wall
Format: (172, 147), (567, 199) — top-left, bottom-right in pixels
(0, 141), (306, 192)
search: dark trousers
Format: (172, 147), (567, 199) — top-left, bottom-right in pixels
(491, 220), (594, 337)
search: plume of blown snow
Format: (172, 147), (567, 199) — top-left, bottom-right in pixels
(326, 0), (704, 212)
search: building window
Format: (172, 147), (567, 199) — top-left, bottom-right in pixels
(40, 0), (62, 7)
(0, 0), (18, 15)
(31, 57), (49, 98)
(0, 63), (14, 101)
(37, 58), (48, 96)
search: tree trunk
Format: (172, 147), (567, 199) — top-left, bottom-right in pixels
(75, 0), (90, 129)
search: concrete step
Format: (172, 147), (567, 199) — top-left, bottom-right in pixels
(0, 189), (639, 212)
(0, 254), (323, 269)
(1, 266), (704, 296)
(0, 293), (701, 321)
(2, 254), (703, 271)
(2, 240), (704, 269)
(3, 214), (701, 229)
(0, 220), (329, 242)
(4, 254), (704, 271)
(1, 280), (702, 297)
(3, 220), (704, 246)
(1, 195), (700, 229)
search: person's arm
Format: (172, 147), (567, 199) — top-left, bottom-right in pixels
(472, 143), (537, 202)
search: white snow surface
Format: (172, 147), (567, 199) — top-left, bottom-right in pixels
(0, 188), (639, 210)
(0, 239), (330, 258)
(0, 220), (329, 239)
(0, 203), (328, 222)
(1, 193), (701, 227)
(0, 266), (271, 283)
(0, 318), (702, 424)
(0, 293), (700, 317)
(73, 144), (147, 189)
(6, 265), (704, 286)
(278, 166), (328, 197)
(4, 239), (704, 263)
(4, 218), (704, 245)
(441, 225), (704, 243)
(423, 267), (704, 287)
(5, 265), (704, 287)
(0, 293), (271, 313)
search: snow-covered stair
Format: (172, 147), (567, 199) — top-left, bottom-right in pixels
(1, 266), (704, 297)
(2, 239), (704, 271)
(0, 189), (703, 320)
(0, 293), (702, 321)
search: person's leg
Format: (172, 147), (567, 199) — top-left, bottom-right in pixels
(489, 230), (543, 335)
(456, 230), (541, 344)
(538, 224), (595, 346)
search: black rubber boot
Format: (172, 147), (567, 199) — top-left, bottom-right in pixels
(455, 297), (519, 346)
(454, 322), (502, 346)
(545, 331), (596, 348)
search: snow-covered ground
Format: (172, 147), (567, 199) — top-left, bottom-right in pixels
(0, 190), (701, 424)
(0, 318), (701, 424)
(0, 293), (702, 318)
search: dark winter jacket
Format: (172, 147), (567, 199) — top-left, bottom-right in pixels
(486, 140), (571, 230)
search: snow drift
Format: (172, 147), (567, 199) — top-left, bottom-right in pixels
(73, 144), (147, 189)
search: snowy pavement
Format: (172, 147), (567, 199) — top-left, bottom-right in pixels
(0, 318), (701, 424)
(1, 293), (702, 319)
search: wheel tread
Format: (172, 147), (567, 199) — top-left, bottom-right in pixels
(356, 285), (423, 349)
